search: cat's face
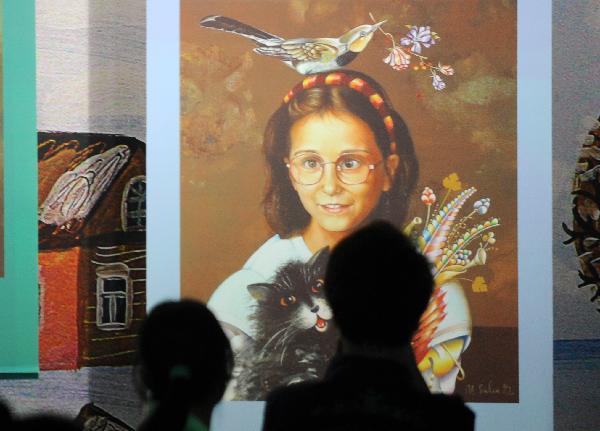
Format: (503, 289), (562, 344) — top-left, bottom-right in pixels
(248, 247), (333, 334)
(275, 276), (332, 333)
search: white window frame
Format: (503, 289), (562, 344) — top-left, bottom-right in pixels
(96, 263), (132, 331)
(121, 175), (146, 232)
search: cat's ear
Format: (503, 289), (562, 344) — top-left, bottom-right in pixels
(247, 283), (273, 302)
(308, 247), (330, 270)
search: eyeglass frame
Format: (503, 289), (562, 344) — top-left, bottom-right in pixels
(285, 152), (384, 186)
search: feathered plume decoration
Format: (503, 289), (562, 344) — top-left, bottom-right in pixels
(421, 187), (477, 260)
(408, 177), (501, 377)
(412, 288), (447, 364)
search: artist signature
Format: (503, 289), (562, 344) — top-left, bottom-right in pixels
(465, 381), (515, 396)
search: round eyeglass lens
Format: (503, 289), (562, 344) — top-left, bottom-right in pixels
(336, 154), (371, 185)
(289, 154), (323, 185)
(289, 153), (375, 185)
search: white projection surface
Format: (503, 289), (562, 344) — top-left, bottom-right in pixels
(146, 1), (552, 429)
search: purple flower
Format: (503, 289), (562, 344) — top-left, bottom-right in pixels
(383, 47), (411, 70)
(432, 74), (446, 91)
(400, 26), (436, 54)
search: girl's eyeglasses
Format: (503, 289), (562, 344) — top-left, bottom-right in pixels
(286, 153), (382, 186)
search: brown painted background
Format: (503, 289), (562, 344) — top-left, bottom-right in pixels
(180, 0), (517, 331)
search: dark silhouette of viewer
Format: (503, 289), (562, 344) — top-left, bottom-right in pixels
(137, 300), (233, 431)
(0, 400), (12, 430)
(262, 220), (475, 431)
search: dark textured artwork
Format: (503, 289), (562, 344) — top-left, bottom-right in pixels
(564, 115), (600, 310)
(76, 403), (135, 431)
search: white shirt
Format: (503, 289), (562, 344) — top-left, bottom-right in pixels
(208, 235), (312, 338)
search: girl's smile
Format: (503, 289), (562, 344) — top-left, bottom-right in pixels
(319, 203), (350, 214)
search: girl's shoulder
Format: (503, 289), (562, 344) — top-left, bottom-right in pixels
(207, 234), (312, 338)
(243, 234), (312, 278)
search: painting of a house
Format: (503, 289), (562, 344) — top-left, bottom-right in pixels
(37, 132), (146, 370)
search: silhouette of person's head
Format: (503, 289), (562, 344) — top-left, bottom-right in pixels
(325, 220), (433, 349)
(0, 400), (12, 429)
(137, 300), (233, 430)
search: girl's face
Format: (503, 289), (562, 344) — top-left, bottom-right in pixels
(287, 110), (398, 237)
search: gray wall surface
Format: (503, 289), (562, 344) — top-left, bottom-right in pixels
(37, 0), (145, 141)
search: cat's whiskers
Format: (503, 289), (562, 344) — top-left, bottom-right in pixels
(260, 326), (289, 356)
(271, 327), (295, 355)
(275, 327), (295, 351)
(260, 318), (296, 356)
(279, 327), (301, 365)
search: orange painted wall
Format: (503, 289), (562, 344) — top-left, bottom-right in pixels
(39, 248), (81, 370)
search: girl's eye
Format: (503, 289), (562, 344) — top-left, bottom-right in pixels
(301, 158), (321, 170)
(338, 157), (361, 170)
(311, 279), (324, 293)
(280, 295), (297, 307)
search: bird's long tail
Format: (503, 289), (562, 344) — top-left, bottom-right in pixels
(199, 15), (283, 46)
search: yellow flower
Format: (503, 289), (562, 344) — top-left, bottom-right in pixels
(442, 173), (462, 191)
(472, 276), (488, 293)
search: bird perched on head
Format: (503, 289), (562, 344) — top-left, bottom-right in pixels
(199, 15), (385, 75)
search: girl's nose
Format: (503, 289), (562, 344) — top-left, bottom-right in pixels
(321, 163), (342, 195)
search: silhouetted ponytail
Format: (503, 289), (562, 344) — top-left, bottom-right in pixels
(137, 301), (233, 431)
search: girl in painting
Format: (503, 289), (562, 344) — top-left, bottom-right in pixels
(208, 70), (470, 396)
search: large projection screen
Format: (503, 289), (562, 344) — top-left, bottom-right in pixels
(147, 0), (552, 429)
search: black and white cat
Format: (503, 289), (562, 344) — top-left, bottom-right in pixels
(233, 247), (339, 400)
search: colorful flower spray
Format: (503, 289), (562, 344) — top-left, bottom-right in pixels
(370, 13), (455, 91)
(413, 181), (500, 286)
(408, 176), (500, 365)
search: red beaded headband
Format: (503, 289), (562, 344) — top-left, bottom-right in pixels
(282, 72), (397, 154)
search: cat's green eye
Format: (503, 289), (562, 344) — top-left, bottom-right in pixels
(280, 295), (296, 307)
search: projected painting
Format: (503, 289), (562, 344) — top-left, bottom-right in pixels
(181, 0), (518, 402)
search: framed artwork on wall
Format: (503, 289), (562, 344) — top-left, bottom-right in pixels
(0, 0), (38, 375)
(147, 0), (552, 429)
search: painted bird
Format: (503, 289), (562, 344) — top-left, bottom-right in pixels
(199, 15), (385, 75)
